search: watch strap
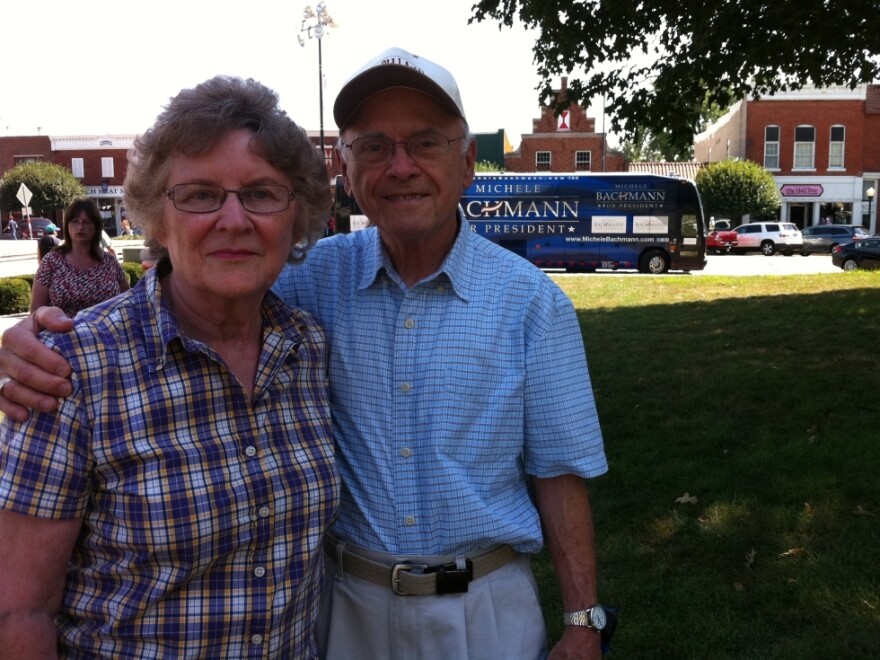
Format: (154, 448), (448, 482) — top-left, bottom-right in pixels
(563, 605), (604, 629)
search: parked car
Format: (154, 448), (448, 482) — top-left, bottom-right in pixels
(733, 221), (802, 256)
(831, 237), (880, 271)
(799, 224), (869, 255)
(706, 218), (738, 254)
(17, 217), (57, 240)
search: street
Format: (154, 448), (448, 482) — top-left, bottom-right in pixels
(0, 239), (843, 281)
(0, 242), (845, 336)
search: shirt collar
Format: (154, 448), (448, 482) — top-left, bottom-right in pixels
(358, 215), (474, 302)
(142, 260), (307, 370)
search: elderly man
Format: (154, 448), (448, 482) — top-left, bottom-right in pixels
(0, 48), (608, 659)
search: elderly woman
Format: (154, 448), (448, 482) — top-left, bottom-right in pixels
(0, 76), (339, 658)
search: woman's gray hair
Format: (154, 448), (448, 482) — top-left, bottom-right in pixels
(124, 75), (329, 265)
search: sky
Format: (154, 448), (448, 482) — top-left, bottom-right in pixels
(1, 0), (610, 149)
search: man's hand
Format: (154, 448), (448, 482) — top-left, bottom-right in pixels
(548, 625), (603, 660)
(0, 307), (74, 421)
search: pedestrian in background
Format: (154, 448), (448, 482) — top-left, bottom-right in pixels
(5, 215), (18, 240)
(29, 199), (129, 316)
(36, 223), (62, 262)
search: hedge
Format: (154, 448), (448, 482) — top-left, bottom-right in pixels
(0, 278), (33, 315)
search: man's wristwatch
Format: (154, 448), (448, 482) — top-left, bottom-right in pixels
(563, 604), (607, 631)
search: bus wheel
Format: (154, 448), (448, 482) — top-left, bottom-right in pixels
(639, 249), (669, 274)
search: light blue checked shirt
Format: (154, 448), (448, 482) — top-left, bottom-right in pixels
(274, 218), (607, 556)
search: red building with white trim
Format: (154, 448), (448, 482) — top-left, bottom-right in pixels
(695, 84), (880, 233)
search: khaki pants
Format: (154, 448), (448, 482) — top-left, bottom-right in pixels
(317, 551), (547, 660)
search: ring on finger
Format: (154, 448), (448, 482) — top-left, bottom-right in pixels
(0, 375), (13, 397)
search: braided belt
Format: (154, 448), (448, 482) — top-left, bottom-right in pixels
(324, 538), (519, 596)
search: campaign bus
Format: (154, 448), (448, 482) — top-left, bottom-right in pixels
(463, 173), (706, 273)
(334, 172), (707, 274)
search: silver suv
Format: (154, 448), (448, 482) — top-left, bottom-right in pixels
(733, 222), (803, 256)
(799, 224), (869, 255)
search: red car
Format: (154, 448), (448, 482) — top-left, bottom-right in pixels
(707, 219), (738, 254)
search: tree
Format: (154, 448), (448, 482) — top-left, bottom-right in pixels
(475, 159), (503, 172)
(0, 162), (86, 217)
(470, 0), (880, 156)
(695, 160), (780, 223)
(621, 95), (730, 161)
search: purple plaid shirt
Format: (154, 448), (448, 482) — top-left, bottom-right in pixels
(0, 265), (339, 658)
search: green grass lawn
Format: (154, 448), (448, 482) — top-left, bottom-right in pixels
(536, 272), (880, 658)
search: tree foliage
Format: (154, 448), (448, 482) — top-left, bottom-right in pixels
(695, 160), (780, 222)
(0, 162), (86, 217)
(475, 159), (503, 172)
(622, 95), (729, 161)
(470, 0), (880, 155)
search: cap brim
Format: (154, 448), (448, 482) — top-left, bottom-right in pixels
(333, 65), (462, 128)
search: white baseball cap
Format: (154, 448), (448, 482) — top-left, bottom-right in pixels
(333, 47), (466, 128)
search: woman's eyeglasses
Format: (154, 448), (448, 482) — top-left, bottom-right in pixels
(166, 184), (295, 214)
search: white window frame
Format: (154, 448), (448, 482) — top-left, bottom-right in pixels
(793, 125), (815, 170)
(763, 125), (780, 170)
(101, 157), (115, 178)
(536, 151), (551, 172)
(829, 125), (845, 169)
(71, 157), (84, 178)
(575, 151), (591, 171)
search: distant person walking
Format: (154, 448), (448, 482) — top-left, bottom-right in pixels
(37, 223), (62, 262)
(5, 216), (18, 240)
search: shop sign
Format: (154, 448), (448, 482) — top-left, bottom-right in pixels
(780, 184), (823, 197)
(85, 185), (124, 196)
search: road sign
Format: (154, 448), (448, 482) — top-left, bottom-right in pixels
(16, 183), (32, 207)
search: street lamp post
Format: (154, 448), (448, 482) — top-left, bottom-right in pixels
(867, 186), (875, 231)
(298, 3), (335, 166)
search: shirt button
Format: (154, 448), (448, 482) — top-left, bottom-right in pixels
(405, 516), (416, 526)
(404, 318), (415, 329)
(400, 448), (412, 458)
(401, 383), (411, 393)
(251, 634), (264, 645)
(245, 445), (257, 457)
(254, 566), (266, 578)
(258, 506), (271, 518)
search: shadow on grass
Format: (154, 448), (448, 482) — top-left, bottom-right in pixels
(538, 287), (880, 658)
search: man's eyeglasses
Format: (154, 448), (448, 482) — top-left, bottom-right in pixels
(68, 217), (96, 226)
(165, 183), (295, 214)
(341, 133), (466, 165)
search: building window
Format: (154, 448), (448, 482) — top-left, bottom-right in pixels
(575, 151), (591, 171)
(13, 155), (43, 166)
(793, 125), (815, 169)
(71, 158), (84, 178)
(829, 125), (845, 169)
(536, 151), (551, 171)
(763, 126), (780, 169)
(101, 157), (115, 178)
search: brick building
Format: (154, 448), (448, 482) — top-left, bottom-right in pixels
(1, 134), (132, 233)
(695, 84), (880, 233)
(504, 78), (624, 173)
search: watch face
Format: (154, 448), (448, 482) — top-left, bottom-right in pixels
(591, 606), (607, 629)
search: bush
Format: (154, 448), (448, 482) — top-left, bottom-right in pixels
(122, 262), (145, 287)
(0, 278), (32, 315)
